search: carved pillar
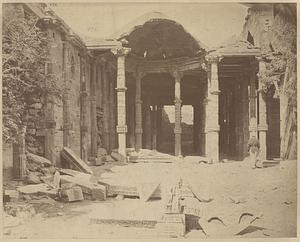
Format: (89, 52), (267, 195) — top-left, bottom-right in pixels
(257, 57), (268, 160)
(112, 47), (130, 161)
(144, 94), (152, 149)
(135, 72), (143, 152)
(89, 60), (98, 160)
(173, 70), (182, 157)
(205, 55), (222, 163)
(62, 41), (71, 148)
(128, 84), (135, 149)
(13, 126), (26, 180)
(156, 105), (163, 149)
(249, 65), (258, 138)
(109, 72), (116, 151)
(102, 62), (110, 152)
(79, 54), (89, 161)
(152, 105), (158, 151)
(44, 60), (56, 163)
(193, 104), (199, 153)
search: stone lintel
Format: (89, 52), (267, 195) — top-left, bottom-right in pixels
(116, 125), (128, 134)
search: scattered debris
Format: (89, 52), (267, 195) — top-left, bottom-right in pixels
(61, 147), (93, 174)
(26, 172), (42, 184)
(60, 175), (106, 200)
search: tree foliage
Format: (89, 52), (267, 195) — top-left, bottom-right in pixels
(258, 12), (297, 106)
(2, 5), (61, 143)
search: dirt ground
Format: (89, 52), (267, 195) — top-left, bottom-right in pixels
(3, 158), (297, 239)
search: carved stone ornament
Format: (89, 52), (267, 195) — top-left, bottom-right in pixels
(205, 54), (223, 63)
(111, 47), (131, 57)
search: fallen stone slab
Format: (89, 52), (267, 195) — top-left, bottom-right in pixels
(59, 168), (92, 182)
(61, 147), (93, 174)
(26, 153), (52, 167)
(17, 184), (58, 196)
(60, 175), (106, 200)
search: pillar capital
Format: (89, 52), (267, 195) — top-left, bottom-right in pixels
(111, 47), (131, 57)
(205, 54), (223, 64)
(171, 69), (183, 81)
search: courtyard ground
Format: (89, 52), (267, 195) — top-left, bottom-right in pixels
(3, 158), (297, 239)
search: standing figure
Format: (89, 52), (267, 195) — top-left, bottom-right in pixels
(247, 136), (261, 169)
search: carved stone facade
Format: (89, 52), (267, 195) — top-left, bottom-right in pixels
(4, 3), (286, 168)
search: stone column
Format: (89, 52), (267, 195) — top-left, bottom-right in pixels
(109, 73), (116, 151)
(249, 65), (258, 138)
(193, 104), (199, 153)
(152, 105), (158, 151)
(128, 85), (136, 148)
(102, 64), (110, 152)
(156, 105), (163, 149)
(135, 72), (143, 152)
(89, 60), (98, 160)
(173, 70), (182, 157)
(44, 60), (56, 163)
(205, 55), (222, 163)
(13, 125), (26, 180)
(144, 94), (152, 149)
(257, 57), (268, 160)
(112, 47), (131, 161)
(79, 54), (89, 161)
(62, 41), (71, 148)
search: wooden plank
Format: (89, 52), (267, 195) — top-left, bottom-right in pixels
(61, 147), (93, 174)
(60, 175), (106, 200)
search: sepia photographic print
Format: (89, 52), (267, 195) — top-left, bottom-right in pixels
(2, 1), (298, 240)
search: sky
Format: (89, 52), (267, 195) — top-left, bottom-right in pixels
(51, 2), (248, 48)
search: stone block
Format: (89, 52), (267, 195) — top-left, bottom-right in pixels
(61, 186), (84, 202)
(156, 213), (186, 237)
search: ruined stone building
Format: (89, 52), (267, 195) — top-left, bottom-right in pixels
(3, 3), (297, 170)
